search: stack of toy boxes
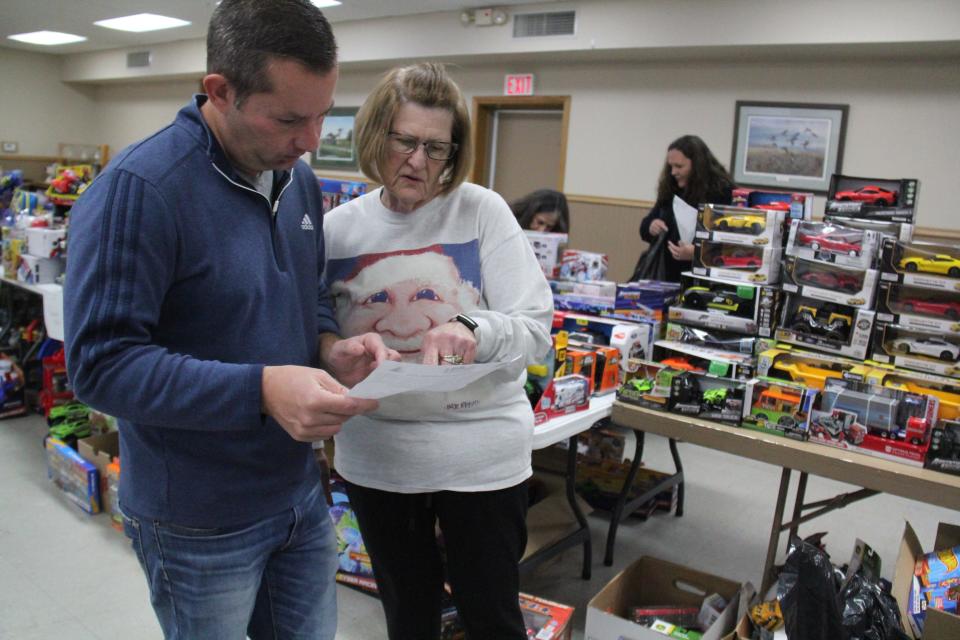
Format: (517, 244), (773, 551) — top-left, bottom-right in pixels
(871, 238), (960, 379)
(692, 204), (784, 285)
(524, 229), (569, 279)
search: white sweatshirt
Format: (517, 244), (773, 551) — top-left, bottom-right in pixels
(323, 182), (553, 492)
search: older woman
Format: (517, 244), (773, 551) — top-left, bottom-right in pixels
(322, 63), (553, 640)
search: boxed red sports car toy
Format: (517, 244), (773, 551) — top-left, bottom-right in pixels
(781, 255), (878, 309)
(786, 219), (881, 270)
(825, 174), (919, 222)
(875, 280), (960, 337)
(692, 241), (781, 284)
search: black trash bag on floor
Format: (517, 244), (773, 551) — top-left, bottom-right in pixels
(780, 538), (845, 640)
(839, 574), (910, 640)
(630, 233), (667, 282)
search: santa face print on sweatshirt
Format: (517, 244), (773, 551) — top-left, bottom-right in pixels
(326, 243), (481, 361)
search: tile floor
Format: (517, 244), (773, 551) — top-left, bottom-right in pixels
(1, 411), (956, 639)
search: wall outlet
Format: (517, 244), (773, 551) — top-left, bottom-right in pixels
(1, 141), (18, 153)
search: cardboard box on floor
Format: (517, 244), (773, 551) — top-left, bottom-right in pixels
(78, 431), (119, 510)
(585, 556), (745, 640)
(523, 470), (592, 561)
(893, 521), (960, 639)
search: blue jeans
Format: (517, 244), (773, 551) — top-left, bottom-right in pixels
(122, 484), (337, 640)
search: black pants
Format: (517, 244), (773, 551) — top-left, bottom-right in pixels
(345, 480), (529, 640)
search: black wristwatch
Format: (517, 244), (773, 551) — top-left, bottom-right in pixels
(451, 313), (479, 334)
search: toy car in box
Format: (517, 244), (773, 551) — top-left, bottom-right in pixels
(875, 281), (960, 336)
(926, 420), (960, 475)
(665, 322), (757, 355)
(741, 378), (817, 440)
(652, 339), (755, 380)
(605, 280), (681, 322)
(533, 374), (592, 425)
(565, 339), (621, 395)
(695, 204), (784, 247)
(775, 293), (875, 360)
(879, 237), (960, 291)
(757, 345), (861, 391)
(807, 378), (937, 466)
(617, 361), (674, 410)
(560, 312), (657, 368)
(781, 255), (877, 308)
(822, 214), (914, 246)
(692, 240), (781, 284)
(731, 187), (814, 221)
(870, 321), (960, 378)
(667, 371), (745, 424)
(863, 364), (960, 427)
(825, 174), (918, 222)
(670, 273), (780, 336)
(558, 249), (608, 282)
(785, 219), (880, 270)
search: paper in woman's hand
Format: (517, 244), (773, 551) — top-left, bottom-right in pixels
(347, 356), (522, 400)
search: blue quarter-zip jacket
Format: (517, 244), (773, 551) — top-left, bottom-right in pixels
(64, 96), (339, 527)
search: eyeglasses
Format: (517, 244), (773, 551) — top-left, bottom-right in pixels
(386, 132), (459, 161)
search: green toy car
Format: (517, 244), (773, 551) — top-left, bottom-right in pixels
(628, 378), (654, 394)
(701, 387), (728, 409)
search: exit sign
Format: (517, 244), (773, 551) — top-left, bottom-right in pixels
(504, 74), (535, 96)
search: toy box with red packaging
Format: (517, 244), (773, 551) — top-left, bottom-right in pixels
(692, 241), (781, 284)
(862, 364), (960, 431)
(671, 272), (780, 336)
(565, 338), (621, 395)
(731, 187), (814, 221)
(695, 204), (785, 248)
(533, 374), (591, 425)
(781, 255), (878, 309)
(560, 312), (657, 367)
(806, 378), (937, 466)
(879, 237), (960, 292)
(875, 280), (960, 338)
(870, 321), (960, 379)
(824, 174), (918, 222)
(441, 592), (574, 640)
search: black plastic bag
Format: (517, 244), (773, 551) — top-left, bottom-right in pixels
(630, 233), (667, 282)
(839, 574), (910, 640)
(780, 538), (845, 640)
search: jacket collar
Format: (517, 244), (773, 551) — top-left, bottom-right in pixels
(177, 94), (292, 188)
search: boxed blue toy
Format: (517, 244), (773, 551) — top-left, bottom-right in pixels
(45, 437), (100, 514)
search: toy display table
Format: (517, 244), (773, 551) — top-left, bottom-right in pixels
(610, 401), (960, 591)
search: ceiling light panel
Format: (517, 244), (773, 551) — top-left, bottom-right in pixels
(94, 13), (191, 33)
(311, 1), (343, 8)
(8, 31), (87, 46)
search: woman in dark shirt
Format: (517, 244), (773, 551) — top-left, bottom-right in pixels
(639, 135), (734, 281)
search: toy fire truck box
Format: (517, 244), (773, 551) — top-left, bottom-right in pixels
(693, 241), (780, 285)
(558, 249), (608, 282)
(781, 255), (878, 309)
(926, 420), (960, 476)
(870, 321), (960, 379)
(825, 174), (919, 222)
(892, 521), (960, 639)
(879, 237), (960, 292)
(524, 230), (569, 278)
(606, 280), (681, 322)
(560, 312), (658, 368)
(652, 340), (755, 381)
(822, 214), (914, 247)
(862, 364), (960, 427)
(585, 555), (743, 640)
(775, 294), (875, 360)
(875, 280), (960, 337)
(731, 187), (814, 221)
(534, 374), (591, 425)
(550, 278), (617, 298)
(806, 378), (937, 466)
(667, 370), (745, 424)
(17, 253), (62, 284)
(45, 437), (100, 514)
(25, 227), (66, 259)
(617, 360), (674, 410)
(756, 345), (861, 391)
(741, 378), (817, 440)
(785, 219), (881, 271)
(665, 323), (758, 357)
(696, 204), (785, 248)
(671, 273), (780, 337)
(570, 342), (622, 395)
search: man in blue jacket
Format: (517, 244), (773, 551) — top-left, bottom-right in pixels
(63, 1), (396, 638)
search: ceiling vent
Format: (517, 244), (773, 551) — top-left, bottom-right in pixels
(127, 51), (152, 68)
(513, 11), (576, 38)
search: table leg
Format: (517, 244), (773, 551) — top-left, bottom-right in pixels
(761, 468), (792, 594)
(669, 437), (684, 517)
(603, 430), (645, 566)
(564, 434), (592, 580)
(788, 472), (808, 542)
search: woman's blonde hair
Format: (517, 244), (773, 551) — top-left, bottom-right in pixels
(354, 62), (473, 195)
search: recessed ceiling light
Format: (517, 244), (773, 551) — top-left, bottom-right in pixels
(311, 1), (343, 8)
(94, 13), (191, 33)
(8, 31), (87, 46)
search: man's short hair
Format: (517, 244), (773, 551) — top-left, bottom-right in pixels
(207, 0), (338, 105)
(354, 63), (473, 195)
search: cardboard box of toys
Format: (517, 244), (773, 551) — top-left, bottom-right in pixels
(870, 321), (960, 379)
(670, 273), (780, 337)
(45, 437), (100, 514)
(879, 237), (960, 292)
(781, 255), (878, 309)
(775, 294), (875, 360)
(585, 556), (743, 640)
(693, 241), (781, 284)
(78, 430), (119, 511)
(875, 280), (960, 338)
(695, 204), (785, 248)
(785, 219), (881, 271)
(825, 174), (919, 222)
(892, 521), (960, 639)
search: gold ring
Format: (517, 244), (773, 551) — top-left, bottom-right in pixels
(441, 354), (464, 365)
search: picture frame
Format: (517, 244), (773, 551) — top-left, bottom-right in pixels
(310, 107), (359, 171)
(731, 101), (848, 193)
